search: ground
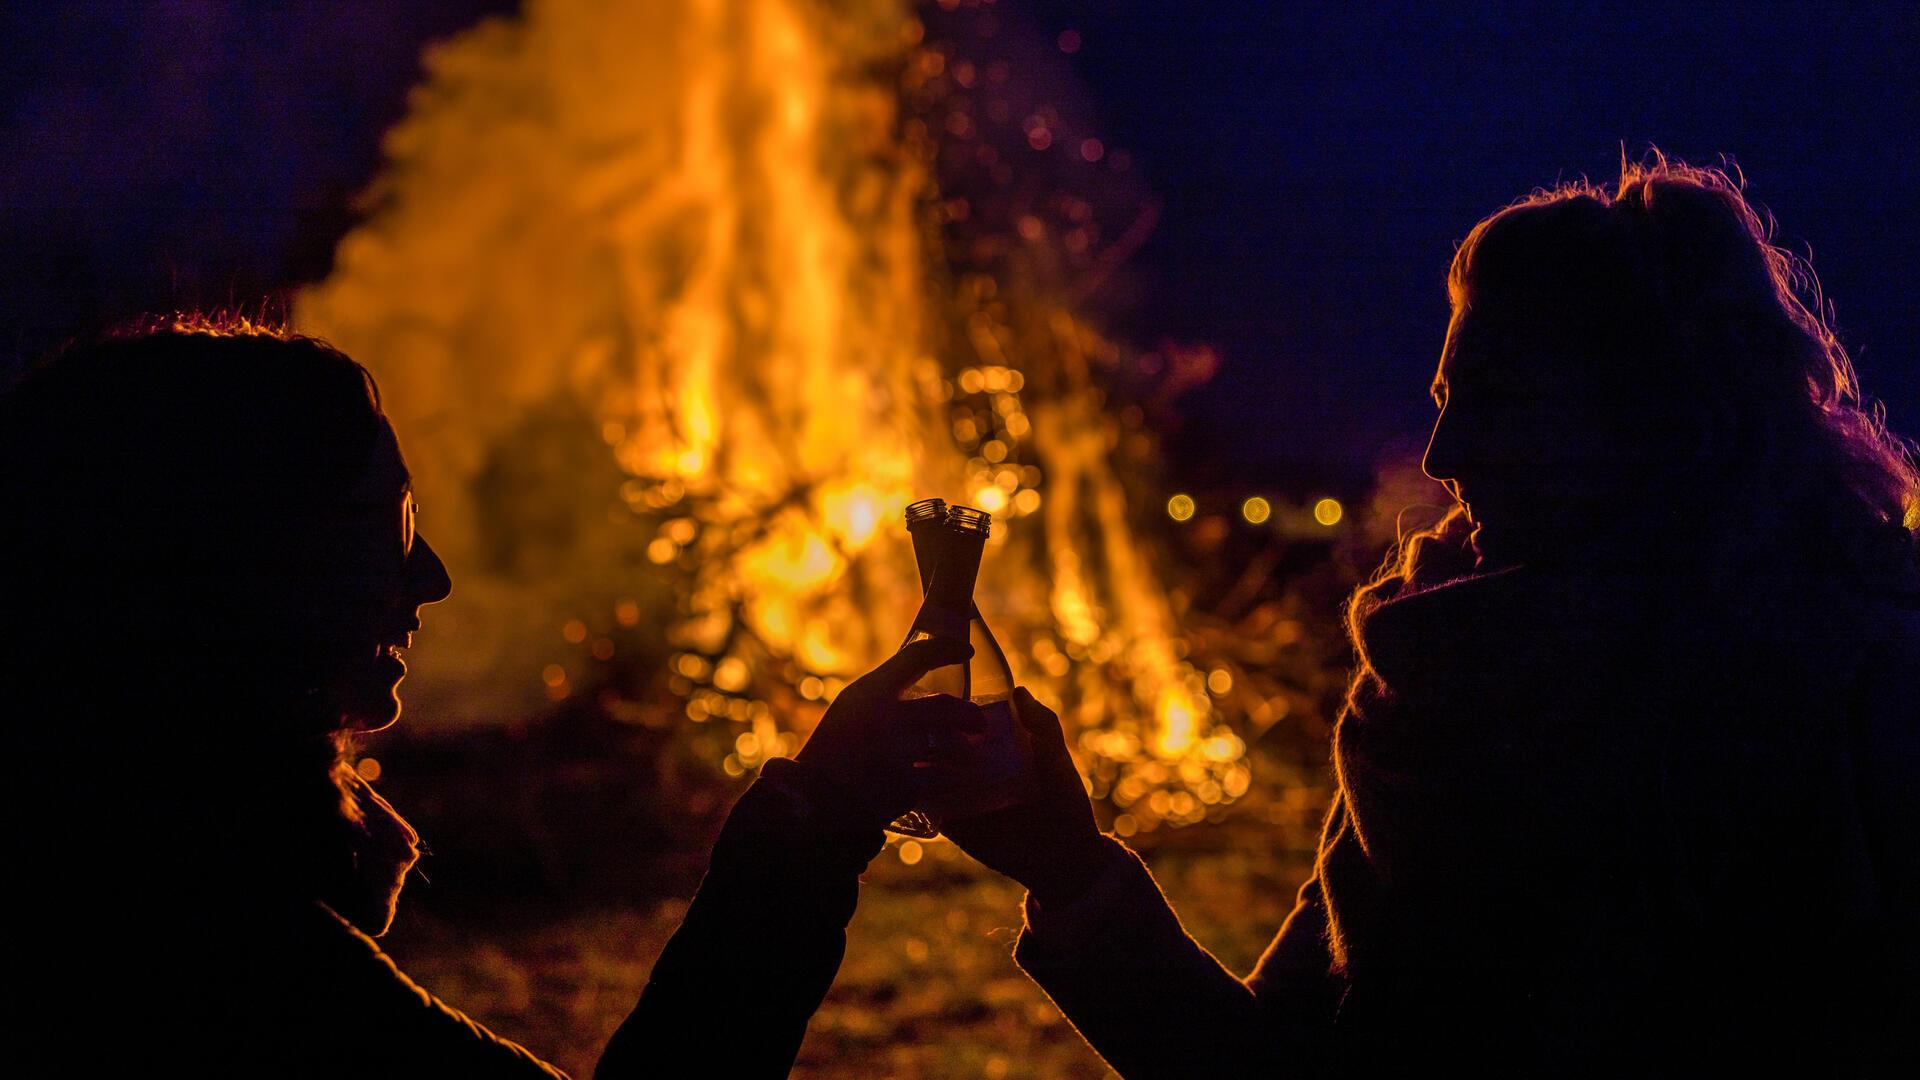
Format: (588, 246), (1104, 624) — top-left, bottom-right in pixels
(383, 817), (1317, 1078)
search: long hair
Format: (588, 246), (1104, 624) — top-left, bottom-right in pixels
(1351, 151), (1920, 652)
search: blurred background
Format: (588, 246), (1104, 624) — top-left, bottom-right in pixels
(5, 2), (1916, 1076)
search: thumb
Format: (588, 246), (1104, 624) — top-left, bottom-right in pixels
(1012, 686), (1073, 768)
(864, 636), (974, 697)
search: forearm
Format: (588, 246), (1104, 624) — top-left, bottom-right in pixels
(1014, 840), (1329, 1079)
(597, 759), (882, 1079)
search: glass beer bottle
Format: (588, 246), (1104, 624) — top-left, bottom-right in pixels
(889, 502), (1029, 838)
(903, 498), (948, 600)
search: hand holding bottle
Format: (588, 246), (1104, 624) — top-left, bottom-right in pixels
(941, 686), (1117, 909)
(791, 636), (975, 828)
(888, 501), (1035, 837)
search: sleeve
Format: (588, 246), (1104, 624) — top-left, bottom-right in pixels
(1011, 836), (1340, 1079)
(595, 757), (885, 1079)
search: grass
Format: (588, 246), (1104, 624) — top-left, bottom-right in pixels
(382, 818), (1317, 1078)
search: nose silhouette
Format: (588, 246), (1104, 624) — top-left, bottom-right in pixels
(408, 533), (452, 607)
(1422, 406), (1459, 484)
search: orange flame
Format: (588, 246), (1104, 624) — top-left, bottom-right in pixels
(299, 0), (1246, 827)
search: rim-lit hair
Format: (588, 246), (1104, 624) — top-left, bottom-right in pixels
(0, 312), (411, 928)
(1356, 150), (1919, 644)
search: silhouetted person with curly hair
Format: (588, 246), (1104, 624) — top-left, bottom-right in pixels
(942, 155), (1920, 1077)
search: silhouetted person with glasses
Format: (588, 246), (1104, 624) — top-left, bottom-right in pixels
(942, 155), (1920, 1077)
(0, 317), (968, 1077)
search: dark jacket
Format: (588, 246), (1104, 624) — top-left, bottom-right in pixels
(9, 757), (877, 1078)
(599, 756), (887, 1076)
(1014, 531), (1920, 1078)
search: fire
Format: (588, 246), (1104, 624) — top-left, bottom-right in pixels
(298, 0), (1249, 828)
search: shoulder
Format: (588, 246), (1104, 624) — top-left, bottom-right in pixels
(226, 902), (570, 1078)
(287, 902), (437, 1008)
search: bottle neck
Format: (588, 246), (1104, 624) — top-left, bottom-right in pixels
(909, 527), (984, 642)
(903, 499), (948, 593)
(907, 520), (943, 594)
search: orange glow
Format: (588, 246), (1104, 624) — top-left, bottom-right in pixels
(299, 0), (1248, 825)
(971, 484), (1010, 514)
(1153, 685), (1198, 757)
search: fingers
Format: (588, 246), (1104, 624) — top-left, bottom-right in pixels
(895, 693), (980, 758)
(861, 636), (974, 698)
(1012, 686), (1074, 770)
(1012, 684), (1057, 722)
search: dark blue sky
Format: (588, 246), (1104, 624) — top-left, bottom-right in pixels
(4, 1), (1915, 491)
(1022, 1), (1920, 486)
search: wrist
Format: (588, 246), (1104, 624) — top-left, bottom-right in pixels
(1024, 833), (1119, 910)
(761, 756), (892, 833)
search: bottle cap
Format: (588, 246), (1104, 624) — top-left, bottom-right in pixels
(904, 498), (948, 528)
(947, 505), (992, 536)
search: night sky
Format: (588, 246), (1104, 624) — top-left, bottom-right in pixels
(5, 1), (1916, 493)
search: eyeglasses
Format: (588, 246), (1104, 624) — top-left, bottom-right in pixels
(306, 491), (417, 564)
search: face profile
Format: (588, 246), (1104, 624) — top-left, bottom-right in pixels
(298, 416), (452, 732)
(1422, 289), (1656, 568)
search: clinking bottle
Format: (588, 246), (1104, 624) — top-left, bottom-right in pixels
(889, 500), (1029, 838)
